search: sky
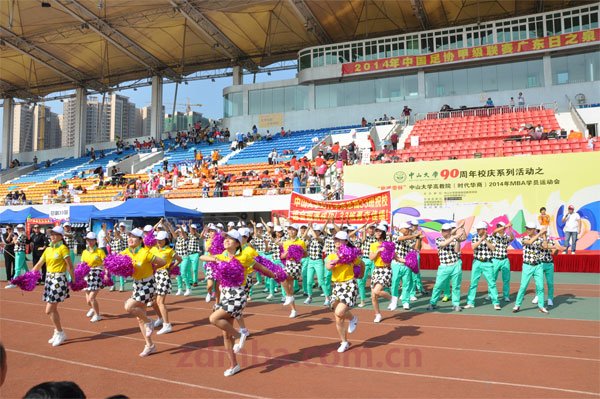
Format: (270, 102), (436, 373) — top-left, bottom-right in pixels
(0, 68), (297, 155)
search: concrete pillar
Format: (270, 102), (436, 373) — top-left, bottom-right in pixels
(73, 88), (87, 158)
(150, 76), (163, 141)
(232, 66), (243, 86)
(2, 97), (14, 169)
(417, 69), (425, 98)
(543, 53), (553, 88)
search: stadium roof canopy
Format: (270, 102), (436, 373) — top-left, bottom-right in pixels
(0, 0), (593, 99)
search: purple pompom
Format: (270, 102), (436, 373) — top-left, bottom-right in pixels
(74, 262), (91, 281)
(405, 250), (419, 274)
(212, 257), (245, 287)
(254, 255), (288, 283)
(209, 233), (225, 255)
(353, 265), (362, 278)
(380, 241), (396, 264)
(69, 279), (87, 291)
(99, 270), (114, 287)
(338, 245), (361, 265)
(11, 270), (41, 291)
(169, 265), (181, 276)
(104, 254), (134, 277)
(144, 231), (157, 247)
(286, 245), (304, 263)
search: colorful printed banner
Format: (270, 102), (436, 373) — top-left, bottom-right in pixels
(342, 29), (599, 75)
(289, 191), (391, 223)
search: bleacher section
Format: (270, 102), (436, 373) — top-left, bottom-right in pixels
(149, 142), (233, 173)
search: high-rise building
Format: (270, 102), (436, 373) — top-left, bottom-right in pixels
(33, 105), (62, 150)
(164, 111), (205, 133)
(139, 105), (165, 138)
(12, 104), (34, 153)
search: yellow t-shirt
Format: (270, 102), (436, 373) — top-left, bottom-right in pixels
(121, 246), (156, 280)
(283, 238), (306, 261)
(81, 247), (106, 268)
(241, 244), (258, 274)
(43, 243), (70, 273)
(370, 242), (388, 267)
(204, 237), (212, 254)
(151, 246), (176, 271)
(216, 251), (254, 279)
(326, 253), (361, 283)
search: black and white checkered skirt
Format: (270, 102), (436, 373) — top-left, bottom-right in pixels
(132, 277), (156, 305)
(43, 273), (70, 303)
(204, 262), (214, 280)
(84, 267), (103, 291)
(371, 266), (392, 288)
(284, 260), (302, 280)
(154, 269), (172, 296)
(243, 273), (255, 296)
(331, 279), (358, 308)
(217, 286), (247, 319)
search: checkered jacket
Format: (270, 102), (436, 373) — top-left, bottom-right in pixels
(521, 237), (543, 265)
(63, 233), (76, 251)
(436, 236), (460, 265)
(472, 236), (494, 262)
(492, 234), (511, 259)
(15, 234), (27, 252)
(323, 235), (336, 256)
(361, 235), (377, 257)
(540, 239), (554, 263)
(270, 238), (282, 261)
(250, 237), (267, 253)
(175, 236), (189, 257)
(394, 237), (415, 258)
(110, 233), (126, 253)
(187, 234), (202, 254)
(307, 238), (324, 260)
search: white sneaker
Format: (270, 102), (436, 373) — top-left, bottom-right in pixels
(410, 296), (418, 302)
(86, 309), (95, 317)
(139, 344), (156, 357)
(337, 341), (350, 353)
(289, 310), (297, 318)
(539, 307), (549, 314)
(348, 316), (358, 334)
(153, 318), (163, 328)
(90, 315), (102, 322)
(4, 284), (16, 289)
(52, 331), (66, 347)
(119, 285), (124, 292)
(157, 323), (172, 335)
(48, 330), (59, 344)
(184, 289), (191, 296)
(323, 299), (331, 307)
(494, 304), (501, 310)
(284, 296), (294, 306)
(548, 298), (554, 307)
(223, 364), (241, 377)
(402, 303), (410, 310)
(175, 289), (182, 296)
(240, 328), (250, 337)
(532, 296), (539, 304)
(463, 304), (475, 309)
(266, 294), (273, 301)
(109, 286), (115, 292)
(504, 297), (511, 302)
(357, 302), (365, 308)
(373, 314), (382, 323)
(388, 297), (398, 311)
(304, 296), (312, 304)
(145, 320), (154, 337)
(233, 331), (248, 353)
(205, 293), (211, 302)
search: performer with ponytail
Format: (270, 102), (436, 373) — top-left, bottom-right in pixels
(81, 232), (106, 322)
(280, 224), (307, 318)
(369, 223), (394, 323)
(151, 231), (182, 335)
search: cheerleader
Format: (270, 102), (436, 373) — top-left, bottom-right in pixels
(62, 223), (77, 265)
(187, 224), (202, 288)
(407, 220), (427, 298)
(235, 228), (257, 337)
(304, 224), (326, 305)
(464, 222), (500, 310)
(166, 223), (191, 296)
(428, 223), (463, 312)
(150, 231), (182, 334)
(121, 228), (166, 357)
(203, 224), (220, 302)
(81, 232), (106, 322)
(265, 226), (285, 301)
(490, 222), (514, 302)
(200, 230), (275, 377)
(326, 231), (364, 353)
(369, 224), (393, 323)
(107, 224), (127, 292)
(513, 223), (548, 313)
(31, 226), (75, 347)
(389, 222), (418, 311)
(357, 223), (377, 307)
(281, 224), (307, 318)
(532, 230), (564, 308)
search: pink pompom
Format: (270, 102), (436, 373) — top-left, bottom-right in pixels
(104, 254), (134, 277)
(99, 270), (114, 287)
(209, 233), (225, 255)
(254, 255), (288, 283)
(353, 265), (362, 278)
(74, 262), (91, 281)
(405, 250), (419, 274)
(169, 265), (181, 276)
(286, 245), (304, 263)
(338, 245), (361, 265)
(212, 258), (245, 287)
(69, 279), (87, 291)
(11, 270), (41, 291)
(144, 231), (157, 247)
(380, 241), (396, 264)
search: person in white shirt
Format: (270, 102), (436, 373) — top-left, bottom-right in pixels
(562, 205), (581, 254)
(97, 223), (107, 254)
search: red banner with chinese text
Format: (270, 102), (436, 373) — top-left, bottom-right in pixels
(342, 29), (599, 75)
(289, 191), (391, 223)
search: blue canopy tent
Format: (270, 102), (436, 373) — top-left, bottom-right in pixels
(90, 198), (202, 220)
(0, 207), (49, 224)
(69, 205), (98, 228)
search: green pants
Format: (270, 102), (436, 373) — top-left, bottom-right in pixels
(306, 258), (329, 297)
(14, 251), (28, 277)
(409, 253), (424, 295)
(358, 257), (374, 301)
(188, 253), (200, 284)
(515, 263), (545, 308)
(301, 258), (310, 294)
(466, 260), (499, 305)
(491, 258), (511, 299)
(391, 261), (414, 304)
(541, 262), (555, 301)
(69, 250), (76, 265)
(268, 258), (283, 296)
(430, 260), (462, 307)
(176, 255), (191, 290)
(111, 275), (125, 287)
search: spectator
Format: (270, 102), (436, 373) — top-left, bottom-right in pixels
(509, 97), (515, 108)
(401, 106), (412, 125)
(268, 148), (278, 165)
(562, 205), (581, 254)
(517, 92), (525, 107)
(33, 155), (38, 165)
(280, 127), (286, 137)
(361, 117), (367, 127)
(24, 381), (85, 399)
(538, 207), (551, 230)
(331, 142), (340, 160)
(485, 97), (494, 107)
(292, 172), (302, 193)
(390, 132), (399, 150)
(587, 134), (596, 150)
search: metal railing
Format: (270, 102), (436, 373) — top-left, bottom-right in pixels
(414, 104), (552, 121)
(565, 95), (587, 134)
